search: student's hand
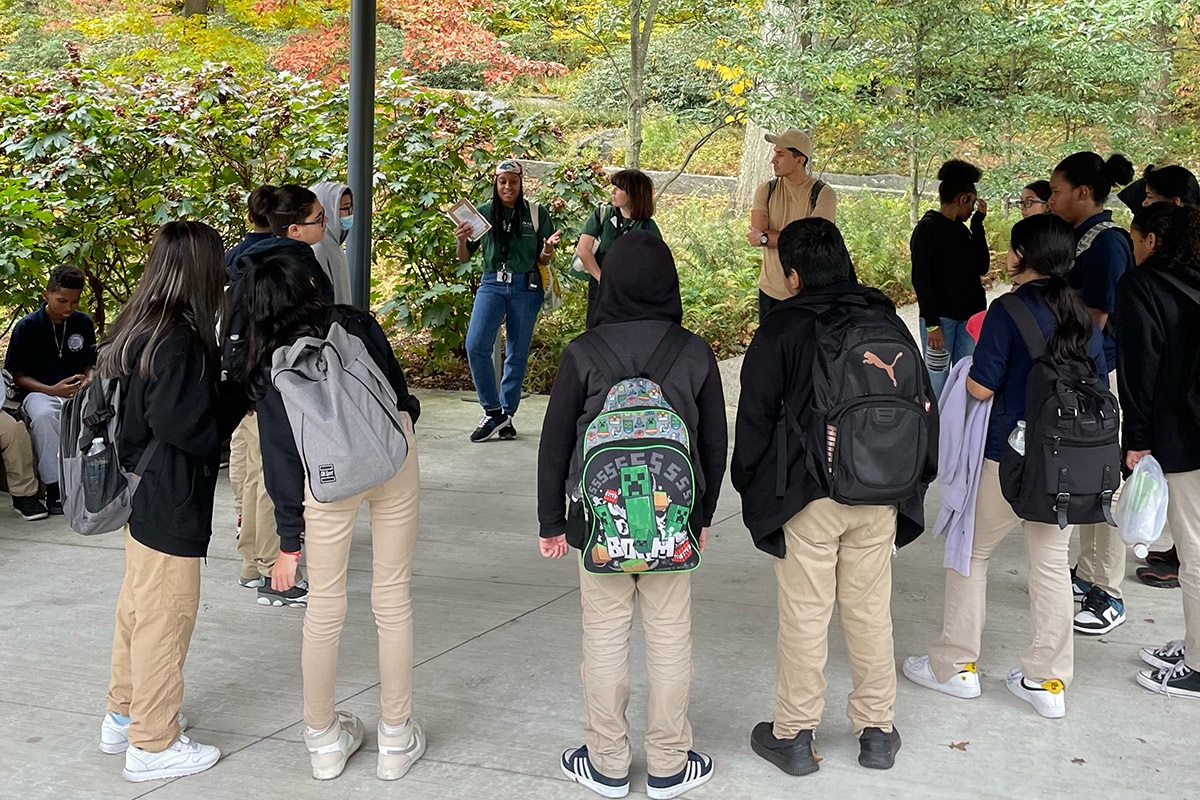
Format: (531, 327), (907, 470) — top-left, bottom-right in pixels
(272, 552), (299, 591)
(747, 226), (765, 247)
(52, 375), (85, 398)
(1126, 450), (1152, 471)
(455, 221), (473, 242)
(975, 199), (989, 216)
(926, 327), (945, 352)
(540, 535), (568, 559)
(698, 527), (709, 553)
(545, 229), (563, 249)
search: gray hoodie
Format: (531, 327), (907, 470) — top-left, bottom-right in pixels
(310, 181), (354, 304)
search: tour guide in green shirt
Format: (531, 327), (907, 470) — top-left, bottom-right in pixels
(574, 168), (662, 329)
(455, 159), (561, 443)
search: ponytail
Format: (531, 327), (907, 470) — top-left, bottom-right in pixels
(1054, 151), (1134, 204)
(1009, 214), (1095, 363)
(1043, 275), (1095, 363)
(247, 184), (277, 229)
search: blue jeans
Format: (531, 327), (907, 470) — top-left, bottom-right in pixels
(920, 317), (976, 400)
(466, 273), (543, 415)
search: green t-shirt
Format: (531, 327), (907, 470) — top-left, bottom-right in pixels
(468, 199), (556, 274)
(581, 205), (662, 269)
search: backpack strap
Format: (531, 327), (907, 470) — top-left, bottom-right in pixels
(766, 178), (778, 212)
(528, 199), (540, 235)
(642, 324), (692, 384)
(996, 293), (1047, 361)
(809, 179), (827, 214)
(1075, 220), (1121, 259)
(574, 333), (625, 389)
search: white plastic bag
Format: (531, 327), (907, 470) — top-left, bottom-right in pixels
(1115, 455), (1169, 558)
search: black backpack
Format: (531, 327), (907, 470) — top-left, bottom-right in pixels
(995, 294), (1120, 529)
(790, 292), (936, 505)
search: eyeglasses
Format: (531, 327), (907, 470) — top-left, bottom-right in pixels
(1017, 199), (1048, 210)
(296, 211), (327, 227)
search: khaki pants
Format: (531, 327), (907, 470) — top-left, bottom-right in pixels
(579, 564), (692, 778)
(928, 460), (1074, 686)
(773, 498), (898, 739)
(1076, 523), (1125, 599)
(302, 414), (420, 730)
(229, 420), (249, 519)
(235, 416), (282, 580)
(1166, 470), (1200, 671)
(0, 411), (38, 497)
(106, 528), (201, 752)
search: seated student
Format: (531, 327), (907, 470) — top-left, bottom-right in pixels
(3, 264), (97, 514)
(538, 232), (727, 800)
(732, 218), (937, 777)
(1, 409), (48, 520)
(904, 215), (1107, 719)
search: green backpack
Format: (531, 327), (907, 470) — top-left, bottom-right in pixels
(573, 326), (699, 575)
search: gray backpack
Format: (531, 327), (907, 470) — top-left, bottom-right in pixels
(59, 378), (159, 535)
(270, 320), (409, 503)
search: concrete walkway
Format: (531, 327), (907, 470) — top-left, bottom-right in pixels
(1, 391), (1198, 800)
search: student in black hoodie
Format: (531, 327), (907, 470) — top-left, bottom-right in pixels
(235, 253), (425, 782)
(98, 221), (247, 782)
(538, 232), (726, 800)
(732, 218), (936, 777)
(910, 159), (991, 399)
(1117, 202), (1200, 700)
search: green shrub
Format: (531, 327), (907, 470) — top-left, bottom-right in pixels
(835, 192), (916, 305)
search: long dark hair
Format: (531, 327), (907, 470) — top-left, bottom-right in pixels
(1054, 151), (1134, 204)
(488, 176), (526, 252)
(1010, 214), (1095, 363)
(98, 221), (225, 380)
(1144, 165), (1200, 207)
(235, 253), (329, 401)
(1132, 203), (1200, 273)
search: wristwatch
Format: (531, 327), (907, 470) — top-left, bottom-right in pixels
(759, 233), (769, 246)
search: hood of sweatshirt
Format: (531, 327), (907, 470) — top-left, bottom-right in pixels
(591, 232), (683, 326)
(310, 181), (353, 304)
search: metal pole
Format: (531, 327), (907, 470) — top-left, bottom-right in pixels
(346, 0), (376, 309)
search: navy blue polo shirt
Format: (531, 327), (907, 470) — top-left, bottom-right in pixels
(4, 305), (97, 388)
(969, 282), (1107, 462)
(1068, 211), (1132, 368)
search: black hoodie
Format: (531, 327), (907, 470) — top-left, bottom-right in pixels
(910, 209), (989, 324)
(537, 233), (728, 543)
(1116, 264), (1200, 473)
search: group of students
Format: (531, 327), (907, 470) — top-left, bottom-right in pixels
(4, 132), (1197, 794)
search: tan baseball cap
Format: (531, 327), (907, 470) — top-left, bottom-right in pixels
(765, 129), (813, 160)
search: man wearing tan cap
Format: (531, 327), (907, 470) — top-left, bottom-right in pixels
(748, 129), (837, 322)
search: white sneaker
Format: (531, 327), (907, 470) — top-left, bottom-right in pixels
(377, 720), (426, 781)
(306, 711), (365, 781)
(100, 712), (190, 755)
(1005, 669), (1066, 719)
(902, 655), (981, 699)
(122, 733), (220, 782)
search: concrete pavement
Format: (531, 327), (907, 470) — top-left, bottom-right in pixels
(0, 390), (1197, 800)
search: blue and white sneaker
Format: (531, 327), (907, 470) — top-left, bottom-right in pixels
(1074, 586), (1125, 635)
(1070, 567), (1092, 603)
(647, 751), (714, 800)
(560, 746), (629, 798)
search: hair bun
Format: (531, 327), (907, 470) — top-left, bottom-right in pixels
(1103, 154), (1135, 188)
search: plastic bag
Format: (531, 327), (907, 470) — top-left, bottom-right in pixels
(1115, 455), (1169, 558)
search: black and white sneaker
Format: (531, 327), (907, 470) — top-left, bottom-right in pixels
(12, 495), (48, 521)
(238, 576), (266, 589)
(1074, 586), (1125, 634)
(646, 751), (713, 799)
(257, 578), (308, 607)
(560, 746), (629, 798)
(498, 415), (517, 440)
(1070, 566), (1092, 603)
(44, 482), (64, 515)
(470, 413), (514, 443)
(1140, 640), (1186, 671)
(1137, 661), (1200, 699)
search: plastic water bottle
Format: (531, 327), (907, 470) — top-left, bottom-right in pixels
(87, 437), (105, 456)
(1007, 421), (1026, 457)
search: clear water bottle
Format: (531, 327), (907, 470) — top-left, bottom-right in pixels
(87, 437), (105, 456)
(1007, 421), (1026, 457)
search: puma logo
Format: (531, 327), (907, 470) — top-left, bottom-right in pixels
(863, 351), (903, 387)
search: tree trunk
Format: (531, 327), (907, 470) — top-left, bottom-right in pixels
(908, 32), (924, 228)
(733, 0), (795, 212)
(1139, 18), (1174, 132)
(624, 0), (659, 169)
(183, 0), (209, 17)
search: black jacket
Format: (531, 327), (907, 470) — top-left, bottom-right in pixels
(257, 308), (420, 553)
(1116, 265), (1200, 473)
(731, 282), (934, 558)
(910, 210), (989, 324)
(117, 326), (247, 557)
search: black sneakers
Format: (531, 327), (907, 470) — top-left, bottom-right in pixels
(257, 578), (309, 607)
(560, 745), (629, 798)
(750, 721), (818, 776)
(12, 495), (48, 521)
(646, 751), (714, 799)
(44, 482), (64, 515)
(859, 726), (902, 770)
(470, 413), (515, 443)
(1137, 662), (1200, 699)
(1140, 640), (1185, 671)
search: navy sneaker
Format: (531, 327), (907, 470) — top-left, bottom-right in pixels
(1070, 567), (1092, 602)
(470, 413), (514, 443)
(646, 751), (714, 799)
(1074, 586), (1125, 635)
(1137, 662), (1200, 699)
(560, 746), (628, 798)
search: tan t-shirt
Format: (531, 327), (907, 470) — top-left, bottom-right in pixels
(752, 175), (838, 300)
